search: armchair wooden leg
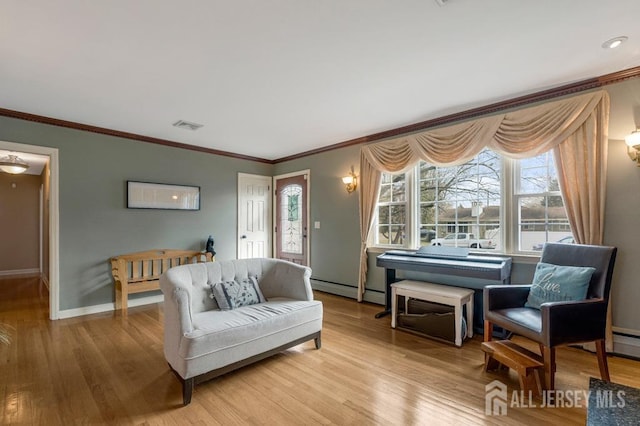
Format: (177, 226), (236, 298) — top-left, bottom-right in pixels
(483, 321), (493, 366)
(542, 346), (556, 391)
(538, 343), (556, 372)
(595, 339), (610, 382)
(484, 321), (493, 342)
(314, 333), (322, 350)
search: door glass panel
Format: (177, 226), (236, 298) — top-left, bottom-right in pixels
(280, 184), (303, 254)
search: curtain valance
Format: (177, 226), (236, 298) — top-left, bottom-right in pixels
(361, 90), (608, 172)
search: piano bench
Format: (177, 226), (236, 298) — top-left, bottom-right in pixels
(391, 280), (474, 347)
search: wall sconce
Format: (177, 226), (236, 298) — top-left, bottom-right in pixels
(342, 167), (358, 193)
(625, 128), (640, 165)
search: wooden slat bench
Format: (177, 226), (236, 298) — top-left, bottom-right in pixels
(110, 249), (213, 314)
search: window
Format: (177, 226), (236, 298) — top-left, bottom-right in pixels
(373, 149), (570, 254)
(376, 173), (408, 246)
(515, 151), (570, 252)
(418, 149), (501, 249)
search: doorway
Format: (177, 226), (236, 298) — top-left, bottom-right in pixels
(0, 140), (59, 320)
(274, 171), (310, 266)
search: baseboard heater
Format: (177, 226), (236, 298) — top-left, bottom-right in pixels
(310, 277), (357, 288)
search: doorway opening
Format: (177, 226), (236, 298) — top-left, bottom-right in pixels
(0, 140), (59, 320)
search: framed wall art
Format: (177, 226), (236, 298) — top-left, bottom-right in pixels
(127, 181), (200, 210)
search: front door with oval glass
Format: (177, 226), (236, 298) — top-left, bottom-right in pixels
(275, 174), (308, 266)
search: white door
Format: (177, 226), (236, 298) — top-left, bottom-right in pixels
(237, 173), (272, 259)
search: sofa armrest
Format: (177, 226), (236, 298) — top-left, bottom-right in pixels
(541, 298), (608, 346)
(259, 260), (313, 301)
(484, 285), (532, 312)
(160, 267), (196, 335)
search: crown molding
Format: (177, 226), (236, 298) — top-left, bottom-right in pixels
(273, 66), (640, 163)
(1, 66), (639, 165)
(0, 107), (273, 164)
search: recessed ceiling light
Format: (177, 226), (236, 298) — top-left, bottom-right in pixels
(173, 120), (204, 131)
(602, 36), (628, 49)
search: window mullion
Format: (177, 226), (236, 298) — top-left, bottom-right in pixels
(408, 166), (418, 249)
(504, 156), (515, 253)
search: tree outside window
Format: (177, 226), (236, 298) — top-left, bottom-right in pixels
(377, 173), (407, 245)
(419, 149), (501, 248)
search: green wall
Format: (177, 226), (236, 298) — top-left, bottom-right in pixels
(0, 116), (272, 310)
(274, 146), (364, 299)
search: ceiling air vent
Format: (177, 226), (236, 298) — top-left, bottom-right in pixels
(172, 120), (204, 131)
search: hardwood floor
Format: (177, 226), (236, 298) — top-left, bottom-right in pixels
(1, 276), (640, 425)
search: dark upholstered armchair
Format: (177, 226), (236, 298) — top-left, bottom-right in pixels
(484, 242), (617, 390)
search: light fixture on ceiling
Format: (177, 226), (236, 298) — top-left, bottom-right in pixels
(625, 127), (640, 165)
(0, 154), (29, 174)
(341, 167), (358, 194)
(602, 36), (628, 49)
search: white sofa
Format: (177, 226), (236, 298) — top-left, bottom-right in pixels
(160, 258), (323, 405)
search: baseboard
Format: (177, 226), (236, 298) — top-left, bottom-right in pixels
(0, 268), (40, 277)
(612, 326), (640, 338)
(41, 274), (50, 290)
(363, 290), (385, 305)
(310, 279), (385, 305)
(613, 328), (640, 359)
(57, 294), (164, 319)
(311, 279), (358, 299)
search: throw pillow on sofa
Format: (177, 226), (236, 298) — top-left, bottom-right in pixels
(525, 262), (595, 309)
(209, 276), (266, 310)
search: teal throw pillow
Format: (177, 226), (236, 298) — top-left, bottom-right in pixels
(525, 262), (595, 309)
(210, 276), (266, 310)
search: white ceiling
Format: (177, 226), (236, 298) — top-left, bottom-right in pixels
(2, 1), (640, 161)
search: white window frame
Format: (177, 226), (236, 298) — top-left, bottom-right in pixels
(511, 151), (569, 253)
(371, 151), (568, 256)
(374, 169), (414, 248)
